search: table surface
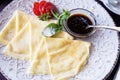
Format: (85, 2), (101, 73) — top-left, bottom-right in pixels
(0, 0), (120, 80)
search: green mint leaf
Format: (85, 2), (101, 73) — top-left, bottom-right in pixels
(51, 10), (60, 19)
(58, 9), (70, 27)
(61, 9), (70, 17)
(42, 23), (61, 37)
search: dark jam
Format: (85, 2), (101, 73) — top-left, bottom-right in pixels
(67, 14), (93, 35)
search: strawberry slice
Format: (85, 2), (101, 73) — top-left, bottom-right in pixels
(39, 1), (47, 14)
(39, 0), (46, 6)
(42, 2), (57, 17)
(33, 2), (40, 16)
(45, 2), (57, 16)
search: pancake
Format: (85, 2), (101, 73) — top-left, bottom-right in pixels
(4, 22), (31, 60)
(45, 38), (90, 80)
(0, 10), (36, 45)
(29, 37), (90, 80)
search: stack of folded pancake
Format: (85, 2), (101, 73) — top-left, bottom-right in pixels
(0, 10), (91, 80)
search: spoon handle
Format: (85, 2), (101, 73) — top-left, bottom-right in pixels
(89, 26), (120, 32)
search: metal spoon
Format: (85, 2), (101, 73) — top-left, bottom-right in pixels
(88, 25), (120, 32)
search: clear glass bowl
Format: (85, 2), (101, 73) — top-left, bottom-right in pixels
(63, 8), (97, 38)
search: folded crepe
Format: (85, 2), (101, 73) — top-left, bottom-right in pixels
(29, 37), (90, 80)
(0, 10), (36, 45)
(4, 22), (31, 60)
(0, 11), (17, 45)
(28, 37), (49, 74)
(46, 38), (90, 80)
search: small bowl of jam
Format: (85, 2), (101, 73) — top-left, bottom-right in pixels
(63, 8), (97, 38)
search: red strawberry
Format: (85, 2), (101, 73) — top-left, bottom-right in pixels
(33, 1), (57, 20)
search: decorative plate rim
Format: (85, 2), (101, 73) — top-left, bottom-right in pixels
(0, 0), (119, 80)
(103, 32), (120, 80)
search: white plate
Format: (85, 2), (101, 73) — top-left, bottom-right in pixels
(0, 0), (119, 80)
(115, 66), (120, 80)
